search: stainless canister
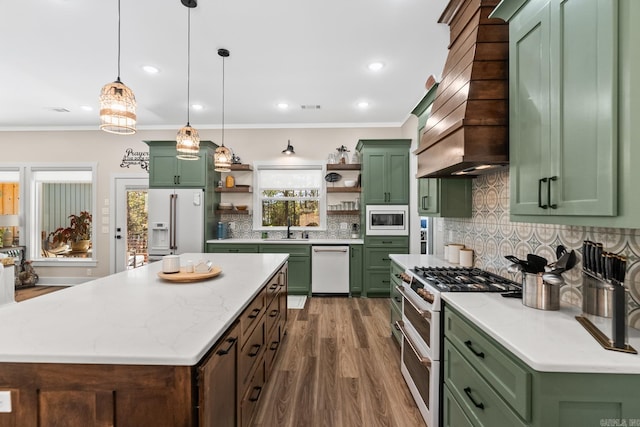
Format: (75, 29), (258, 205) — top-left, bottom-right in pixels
(522, 273), (560, 310)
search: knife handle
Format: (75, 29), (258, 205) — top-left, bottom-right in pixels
(582, 241), (589, 272)
(595, 243), (603, 276)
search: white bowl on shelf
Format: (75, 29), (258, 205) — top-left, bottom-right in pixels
(344, 180), (357, 187)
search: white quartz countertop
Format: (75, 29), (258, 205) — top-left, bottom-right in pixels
(0, 253), (288, 366)
(389, 253), (640, 374)
(443, 293), (640, 374)
(207, 238), (363, 245)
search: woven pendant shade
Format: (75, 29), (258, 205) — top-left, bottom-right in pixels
(99, 79), (137, 134)
(176, 124), (200, 160)
(214, 145), (232, 172)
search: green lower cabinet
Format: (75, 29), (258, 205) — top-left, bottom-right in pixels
(206, 243), (259, 253)
(390, 261), (403, 344)
(531, 371), (640, 426)
(259, 244), (311, 296)
(363, 270), (392, 297)
(443, 385), (474, 427)
(349, 245), (363, 296)
(390, 300), (402, 345)
(443, 304), (640, 426)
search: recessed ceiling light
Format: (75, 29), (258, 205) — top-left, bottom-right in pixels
(368, 62), (384, 72)
(142, 65), (159, 74)
(191, 104), (203, 111)
(80, 105), (93, 111)
(357, 101), (369, 109)
(277, 103), (289, 110)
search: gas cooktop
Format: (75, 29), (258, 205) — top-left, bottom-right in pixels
(409, 266), (522, 293)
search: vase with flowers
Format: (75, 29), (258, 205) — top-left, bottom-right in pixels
(49, 211), (93, 252)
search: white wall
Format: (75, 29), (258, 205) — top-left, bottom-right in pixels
(1, 126), (403, 281)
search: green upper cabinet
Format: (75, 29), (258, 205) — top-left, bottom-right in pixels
(356, 139), (410, 205)
(412, 86), (473, 218)
(496, 0), (617, 217)
(418, 178), (473, 217)
(145, 140), (218, 189)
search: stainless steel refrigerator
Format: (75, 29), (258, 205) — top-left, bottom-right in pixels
(148, 188), (214, 259)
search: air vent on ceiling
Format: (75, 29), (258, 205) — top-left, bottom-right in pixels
(49, 107), (71, 113)
(300, 105), (321, 110)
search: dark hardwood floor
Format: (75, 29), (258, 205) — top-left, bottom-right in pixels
(253, 297), (426, 427)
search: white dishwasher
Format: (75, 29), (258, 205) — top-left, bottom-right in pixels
(311, 245), (350, 295)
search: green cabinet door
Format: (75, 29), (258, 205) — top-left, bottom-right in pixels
(349, 245), (363, 296)
(418, 178), (473, 217)
(259, 244), (311, 296)
(508, 0), (552, 215)
(357, 139), (410, 205)
(503, 0), (617, 217)
(146, 140), (216, 188)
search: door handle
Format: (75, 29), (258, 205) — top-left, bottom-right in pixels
(538, 178), (548, 209)
(422, 196), (428, 210)
(548, 176), (558, 209)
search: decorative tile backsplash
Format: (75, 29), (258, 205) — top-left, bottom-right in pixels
(218, 213), (360, 240)
(441, 169), (640, 328)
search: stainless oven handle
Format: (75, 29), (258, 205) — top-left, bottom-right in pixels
(395, 320), (432, 369)
(395, 285), (432, 319)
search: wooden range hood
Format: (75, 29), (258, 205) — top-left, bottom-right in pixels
(415, 0), (509, 178)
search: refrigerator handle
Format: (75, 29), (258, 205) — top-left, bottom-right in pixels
(170, 194), (178, 250)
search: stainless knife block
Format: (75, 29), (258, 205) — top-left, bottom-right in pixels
(582, 272), (615, 317)
(578, 270), (635, 353)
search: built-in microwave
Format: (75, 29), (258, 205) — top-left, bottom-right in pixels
(365, 205), (409, 236)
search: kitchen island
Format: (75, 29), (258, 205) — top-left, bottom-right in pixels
(0, 253), (289, 427)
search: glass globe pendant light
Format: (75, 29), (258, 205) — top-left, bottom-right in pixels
(176, 3), (200, 160)
(99, 0), (137, 135)
(214, 48), (232, 172)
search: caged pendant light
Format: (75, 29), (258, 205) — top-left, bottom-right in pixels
(176, 1), (200, 160)
(214, 48), (232, 172)
(99, 0), (137, 135)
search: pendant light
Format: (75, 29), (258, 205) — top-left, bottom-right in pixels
(176, 1), (200, 160)
(282, 140), (295, 155)
(214, 48), (232, 172)
(99, 0), (137, 134)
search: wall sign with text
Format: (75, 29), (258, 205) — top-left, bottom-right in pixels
(120, 148), (149, 171)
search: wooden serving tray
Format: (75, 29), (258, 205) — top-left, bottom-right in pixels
(157, 266), (222, 283)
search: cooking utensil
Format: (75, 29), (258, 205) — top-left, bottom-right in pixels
(505, 255), (526, 265)
(507, 263), (523, 274)
(542, 272), (564, 286)
(565, 250), (577, 271)
(527, 254), (548, 273)
(556, 244), (567, 260)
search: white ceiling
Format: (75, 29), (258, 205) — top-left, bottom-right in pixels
(0, 0), (450, 131)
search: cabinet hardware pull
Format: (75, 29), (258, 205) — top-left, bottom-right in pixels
(270, 341), (279, 351)
(422, 196), (428, 210)
(464, 340), (485, 358)
(216, 337), (237, 356)
(464, 387), (485, 410)
(382, 241), (392, 244)
(229, 249), (239, 253)
(269, 309), (278, 317)
(538, 178), (548, 209)
(248, 308), (261, 319)
(395, 320), (432, 369)
(269, 284), (278, 291)
(248, 386), (263, 402)
(248, 344), (261, 357)
(548, 176), (558, 209)
(382, 257), (390, 261)
(395, 297), (402, 303)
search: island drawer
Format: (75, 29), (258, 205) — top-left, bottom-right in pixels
(240, 358), (266, 427)
(266, 292), (282, 338)
(239, 320), (265, 387)
(240, 288), (266, 338)
(444, 308), (531, 420)
(265, 325), (282, 379)
(444, 339), (527, 427)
